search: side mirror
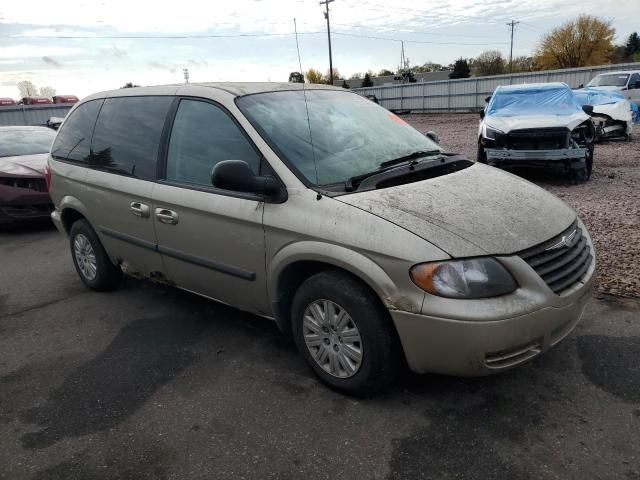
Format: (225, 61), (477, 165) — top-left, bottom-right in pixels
(479, 110), (485, 119)
(485, 95), (492, 103)
(212, 160), (280, 196)
(582, 105), (594, 115)
(578, 83), (584, 89)
(425, 131), (440, 144)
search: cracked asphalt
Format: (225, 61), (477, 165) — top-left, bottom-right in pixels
(1, 223), (639, 480)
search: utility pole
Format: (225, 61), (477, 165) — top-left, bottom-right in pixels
(319, 0), (335, 85)
(506, 20), (520, 73)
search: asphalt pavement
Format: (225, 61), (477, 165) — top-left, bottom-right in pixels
(1, 223), (639, 480)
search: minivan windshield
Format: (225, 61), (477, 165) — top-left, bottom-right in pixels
(237, 90), (442, 186)
(587, 73), (629, 87)
(0, 128), (56, 157)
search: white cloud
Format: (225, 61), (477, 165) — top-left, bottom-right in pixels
(0, 45), (84, 59)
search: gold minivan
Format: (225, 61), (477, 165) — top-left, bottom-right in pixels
(48, 83), (595, 395)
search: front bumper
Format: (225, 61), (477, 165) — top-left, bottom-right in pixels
(0, 181), (52, 225)
(390, 285), (590, 376)
(485, 147), (587, 162)
(390, 220), (595, 376)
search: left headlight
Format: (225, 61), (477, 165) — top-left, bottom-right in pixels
(410, 258), (517, 299)
(484, 125), (503, 140)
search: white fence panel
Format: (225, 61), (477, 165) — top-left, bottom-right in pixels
(354, 62), (640, 113)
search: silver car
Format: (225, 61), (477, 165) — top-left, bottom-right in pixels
(48, 83), (595, 395)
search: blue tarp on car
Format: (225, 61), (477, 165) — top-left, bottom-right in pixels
(573, 88), (625, 106)
(487, 83), (583, 117)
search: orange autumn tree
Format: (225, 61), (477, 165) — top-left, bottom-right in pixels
(535, 15), (615, 69)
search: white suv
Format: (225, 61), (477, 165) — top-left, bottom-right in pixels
(586, 70), (640, 106)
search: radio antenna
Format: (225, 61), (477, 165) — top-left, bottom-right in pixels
(293, 17), (319, 186)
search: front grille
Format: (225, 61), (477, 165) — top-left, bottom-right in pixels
(0, 177), (47, 192)
(496, 127), (570, 150)
(518, 221), (593, 295)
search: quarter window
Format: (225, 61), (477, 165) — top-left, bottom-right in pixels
(90, 96), (173, 180)
(50, 99), (103, 163)
(166, 99), (261, 187)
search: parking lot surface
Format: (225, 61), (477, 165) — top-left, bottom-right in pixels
(1, 222), (639, 480)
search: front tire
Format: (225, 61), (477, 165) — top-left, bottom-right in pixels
(291, 271), (400, 396)
(477, 140), (488, 163)
(69, 219), (121, 291)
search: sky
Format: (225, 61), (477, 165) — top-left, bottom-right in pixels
(0, 0), (638, 99)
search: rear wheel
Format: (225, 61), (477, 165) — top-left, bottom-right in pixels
(69, 219), (121, 291)
(291, 271), (400, 396)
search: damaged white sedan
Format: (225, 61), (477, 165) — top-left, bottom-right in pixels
(478, 83), (595, 182)
(574, 88), (633, 141)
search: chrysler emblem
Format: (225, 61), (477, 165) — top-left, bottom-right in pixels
(546, 229), (577, 251)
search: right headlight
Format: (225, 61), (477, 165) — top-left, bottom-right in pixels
(410, 258), (517, 299)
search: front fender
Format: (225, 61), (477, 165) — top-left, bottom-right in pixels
(268, 240), (424, 314)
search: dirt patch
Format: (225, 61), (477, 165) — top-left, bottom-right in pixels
(405, 113), (640, 299)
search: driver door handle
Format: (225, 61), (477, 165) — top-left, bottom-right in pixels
(155, 208), (179, 225)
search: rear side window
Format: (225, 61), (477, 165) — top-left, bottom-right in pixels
(91, 96), (173, 180)
(166, 99), (261, 187)
(50, 99), (103, 163)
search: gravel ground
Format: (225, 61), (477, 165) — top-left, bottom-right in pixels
(405, 113), (640, 299)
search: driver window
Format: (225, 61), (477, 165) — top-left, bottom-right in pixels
(166, 99), (261, 186)
(630, 73), (640, 88)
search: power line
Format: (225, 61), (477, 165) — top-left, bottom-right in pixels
(332, 31), (510, 46)
(0, 31), (325, 39)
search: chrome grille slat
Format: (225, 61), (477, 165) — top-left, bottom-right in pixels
(547, 254), (593, 293)
(518, 221), (593, 295)
(535, 236), (587, 275)
(540, 244), (591, 284)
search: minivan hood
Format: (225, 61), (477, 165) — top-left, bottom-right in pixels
(337, 164), (575, 258)
(0, 153), (47, 177)
(485, 112), (589, 133)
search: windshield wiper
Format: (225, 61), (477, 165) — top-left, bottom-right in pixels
(344, 150), (444, 191)
(379, 150), (442, 168)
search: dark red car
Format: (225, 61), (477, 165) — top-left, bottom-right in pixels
(0, 126), (56, 225)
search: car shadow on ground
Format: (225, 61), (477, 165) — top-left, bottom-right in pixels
(0, 219), (56, 236)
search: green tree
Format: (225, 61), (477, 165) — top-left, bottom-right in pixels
(449, 58), (471, 79)
(378, 69), (394, 76)
(625, 32), (640, 58)
(121, 82), (140, 88)
(288, 72), (305, 83)
(361, 72), (374, 87)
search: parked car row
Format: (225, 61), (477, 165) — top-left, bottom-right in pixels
(477, 80), (637, 182)
(0, 95), (79, 106)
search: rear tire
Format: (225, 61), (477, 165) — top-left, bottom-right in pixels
(69, 219), (121, 291)
(291, 271), (400, 396)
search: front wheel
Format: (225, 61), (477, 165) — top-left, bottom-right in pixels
(291, 271), (400, 396)
(69, 219), (121, 291)
(477, 141), (488, 163)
